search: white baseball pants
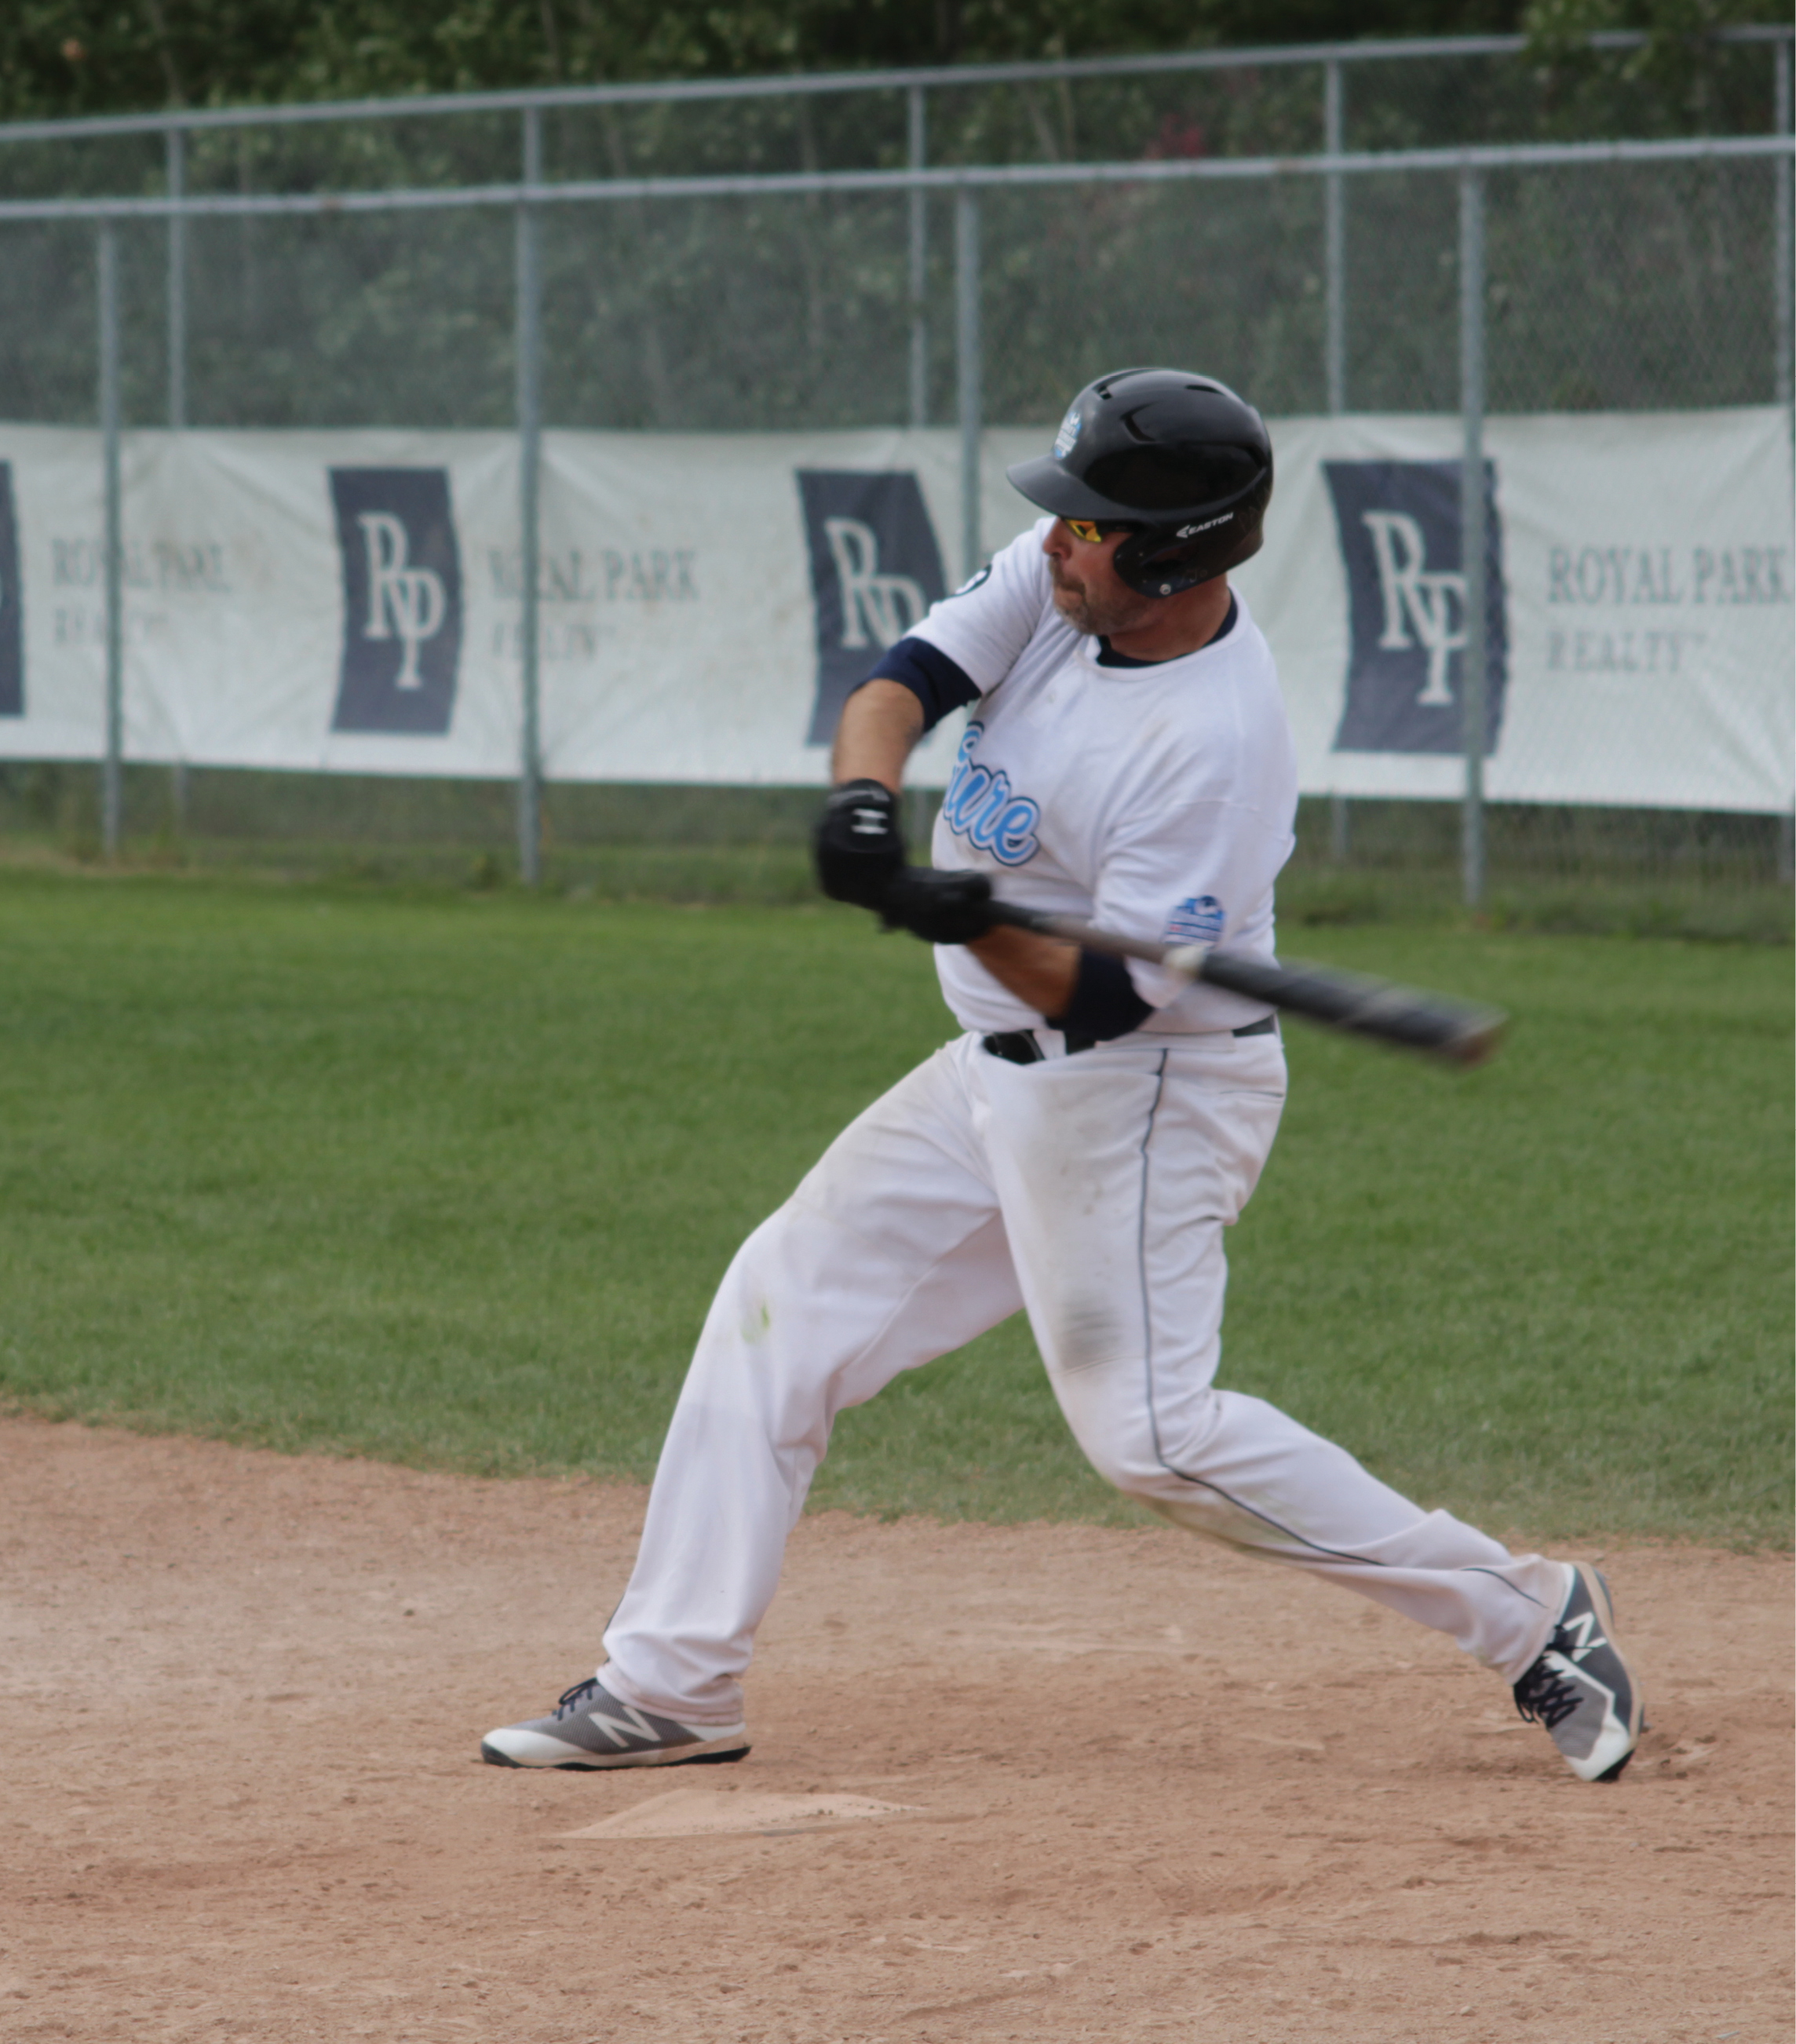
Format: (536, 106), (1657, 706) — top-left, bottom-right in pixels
(601, 1028), (1565, 1725)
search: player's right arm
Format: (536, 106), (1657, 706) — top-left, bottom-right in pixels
(884, 524), (1056, 704)
(814, 527), (1049, 920)
(829, 524), (1055, 794)
(812, 682), (923, 912)
(830, 678), (923, 792)
(823, 669), (1079, 1009)
(815, 535), (1075, 988)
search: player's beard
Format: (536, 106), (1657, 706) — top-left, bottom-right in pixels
(1048, 558), (1158, 639)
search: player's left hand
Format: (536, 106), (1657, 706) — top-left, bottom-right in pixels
(814, 779), (907, 908)
(880, 868), (995, 946)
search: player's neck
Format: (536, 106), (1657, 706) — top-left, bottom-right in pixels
(1102, 575), (1233, 664)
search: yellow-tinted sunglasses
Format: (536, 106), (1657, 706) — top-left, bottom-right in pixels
(1064, 517), (1129, 545)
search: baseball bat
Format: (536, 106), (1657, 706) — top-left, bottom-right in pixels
(983, 901), (1506, 1068)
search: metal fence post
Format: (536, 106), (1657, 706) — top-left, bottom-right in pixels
(908, 86), (929, 429)
(165, 127), (189, 832)
(98, 221), (124, 860)
(1323, 62), (1351, 861)
(1329, 790), (1352, 863)
(515, 108), (544, 887)
(1323, 59), (1346, 416)
(1776, 38), (1792, 414)
(1778, 40), (1792, 885)
(1458, 167), (1488, 911)
(166, 128), (187, 429)
(955, 185), (982, 582)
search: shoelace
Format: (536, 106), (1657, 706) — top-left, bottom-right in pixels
(551, 1677), (602, 1721)
(1513, 1638), (1581, 1730)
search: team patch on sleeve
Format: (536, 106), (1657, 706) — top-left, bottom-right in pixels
(1163, 895), (1226, 946)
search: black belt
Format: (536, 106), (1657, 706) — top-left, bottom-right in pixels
(981, 1015), (1275, 1065)
(981, 1030), (1096, 1064)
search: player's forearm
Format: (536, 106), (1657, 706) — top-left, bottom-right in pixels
(831, 680), (925, 791)
(966, 925), (1080, 1019)
(831, 681), (1078, 1017)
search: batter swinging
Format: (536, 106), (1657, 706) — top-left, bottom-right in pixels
(483, 369), (1642, 1786)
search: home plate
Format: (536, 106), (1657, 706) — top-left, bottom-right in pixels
(560, 1787), (921, 1841)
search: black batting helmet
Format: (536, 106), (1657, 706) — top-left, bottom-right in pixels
(1006, 367), (1273, 598)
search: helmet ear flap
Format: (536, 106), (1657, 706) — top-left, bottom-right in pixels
(1111, 489), (1269, 600)
(1111, 529), (1209, 599)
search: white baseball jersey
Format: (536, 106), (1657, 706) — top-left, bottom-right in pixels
(907, 518), (1298, 1036)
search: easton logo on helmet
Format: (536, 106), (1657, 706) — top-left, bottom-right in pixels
(1176, 513), (1232, 538)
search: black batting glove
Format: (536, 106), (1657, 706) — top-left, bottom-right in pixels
(814, 779), (906, 909)
(880, 868), (996, 947)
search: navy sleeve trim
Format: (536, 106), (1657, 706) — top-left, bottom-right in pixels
(863, 636), (981, 733)
(1049, 948), (1155, 1042)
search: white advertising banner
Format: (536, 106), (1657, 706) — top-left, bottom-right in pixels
(1231, 409), (1794, 813)
(0, 409), (1788, 809)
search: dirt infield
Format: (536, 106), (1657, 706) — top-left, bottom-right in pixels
(2, 1418), (1789, 2043)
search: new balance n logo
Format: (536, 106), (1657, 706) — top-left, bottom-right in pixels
(584, 1696), (687, 1750)
(1559, 1608), (1608, 1663)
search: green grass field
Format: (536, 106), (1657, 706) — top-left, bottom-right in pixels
(0, 864), (1787, 1546)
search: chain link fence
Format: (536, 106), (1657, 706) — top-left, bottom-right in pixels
(0, 31), (1791, 931)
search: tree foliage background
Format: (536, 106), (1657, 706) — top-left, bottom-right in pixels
(0, 1), (1782, 433)
(0, 0), (1783, 119)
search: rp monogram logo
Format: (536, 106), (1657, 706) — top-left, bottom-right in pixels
(822, 516), (929, 652)
(1361, 511), (1466, 708)
(798, 470), (947, 746)
(0, 462), (20, 718)
(1324, 459), (1508, 757)
(355, 512), (448, 690)
(329, 469), (462, 735)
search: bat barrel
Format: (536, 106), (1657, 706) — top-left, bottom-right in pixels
(979, 900), (1506, 1068)
(1198, 950), (1506, 1068)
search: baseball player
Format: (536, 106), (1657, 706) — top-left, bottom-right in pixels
(482, 369), (1641, 1787)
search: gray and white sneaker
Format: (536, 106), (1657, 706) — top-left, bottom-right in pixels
(480, 1675), (750, 1771)
(1512, 1562), (1642, 1783)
